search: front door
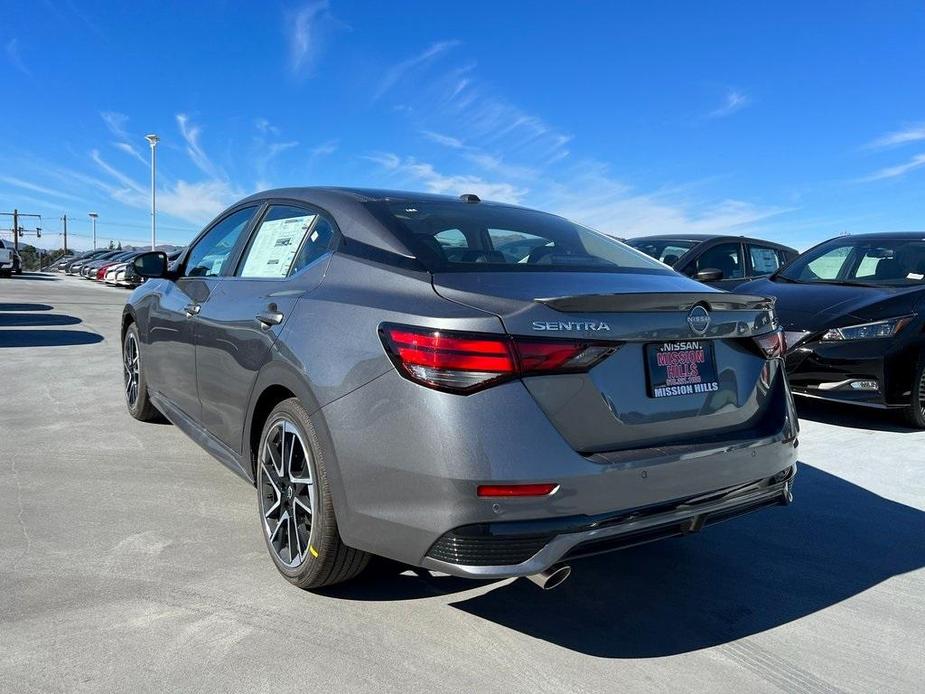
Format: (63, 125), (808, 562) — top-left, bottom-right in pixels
(148, 205), (260, 423)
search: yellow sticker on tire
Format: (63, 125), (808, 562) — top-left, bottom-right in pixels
(309, 546), (319, 558)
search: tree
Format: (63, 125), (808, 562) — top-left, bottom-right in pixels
(117, 241), (122, 250)
(108, 239), (115, 250)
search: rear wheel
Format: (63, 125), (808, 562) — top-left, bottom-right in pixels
(256, 398), (369, 589)
(902, 357), (925, 429)
(123, 323), (160, 422)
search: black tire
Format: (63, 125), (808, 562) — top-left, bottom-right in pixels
(256, 398), (369, 590)
(122, 323), (161, 422)
(902, 357), (925, 429)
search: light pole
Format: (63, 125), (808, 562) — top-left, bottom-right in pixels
(88, 212), (98, 249)
(145, 134), (160, 250)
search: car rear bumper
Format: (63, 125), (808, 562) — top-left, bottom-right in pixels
(422, 465), (796, 578)
(318, 369), (799, 577)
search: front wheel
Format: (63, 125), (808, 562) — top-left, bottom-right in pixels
(902, 357), (925, 429)
(123, 323), (161, 422)
(256, 398), (369, 589)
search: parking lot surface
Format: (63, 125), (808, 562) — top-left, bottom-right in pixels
(1, 272), (923, 693)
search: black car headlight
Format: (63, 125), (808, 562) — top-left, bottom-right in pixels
(821, 315), (914, 341)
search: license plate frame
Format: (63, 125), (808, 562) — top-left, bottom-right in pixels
(645, 340), (719, 398)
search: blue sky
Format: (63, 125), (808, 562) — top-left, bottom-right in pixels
(2, 1), (925, 251)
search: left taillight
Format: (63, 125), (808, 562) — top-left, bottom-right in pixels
(379, 323), (617, 394)
(753, 328), (786, 358)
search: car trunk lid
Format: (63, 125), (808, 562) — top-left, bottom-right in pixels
(433, 271), (781, 453)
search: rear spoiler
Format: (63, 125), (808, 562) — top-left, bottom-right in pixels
(537, 292), (775, 313)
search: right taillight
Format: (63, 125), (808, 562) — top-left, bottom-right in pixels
(753, 328), (786, 358)
(379, 323), (617, 394)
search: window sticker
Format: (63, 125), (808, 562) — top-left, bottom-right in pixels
(241, 214), (316, 278)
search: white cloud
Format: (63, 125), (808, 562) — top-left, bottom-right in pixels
(114, 141), (148, 166)
(5, 38), (31, 76)
(865, 122), (925, 149)
(176, 113), (226, 180)
(310, 139), (339, 158)
(422, 131), (465, 149)
(90, 149), (146, 194)
(255, 118), (280, 136)
(158, 180), (242, 223)
(287, 1), (341, 76)
(707, 89), (750, 119)
(366, 153), (526, 203)
(101, 111), (130, 140)
(863, 153), (925, 181)
(375, 41), (461, 100)
(0, 176), (82, 203)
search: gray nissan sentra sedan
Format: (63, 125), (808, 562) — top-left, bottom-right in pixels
(123, 188), (798, 590)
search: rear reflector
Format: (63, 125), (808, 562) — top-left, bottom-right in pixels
(380, 323), (617, 394)
(477, 483), (558, 497)
(753, 329), (786, 358)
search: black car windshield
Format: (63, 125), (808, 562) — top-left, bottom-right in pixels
(625, 238), (697, 265)
(778, 237), (925, 287)
(371, 200), (671, 274)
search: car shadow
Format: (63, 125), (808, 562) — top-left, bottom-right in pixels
(0, 329), (103, 347)
(0, 313), (81, 327)
(445, 464), (924, 657)
(796, 397), (917, 433)
(0, 303), (54, 312)
(7, 272), (60, 281)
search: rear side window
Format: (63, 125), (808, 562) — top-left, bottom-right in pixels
(238, 205), (336, 278)
(748, 244), (782, 276)
(371, 200), (669, 274)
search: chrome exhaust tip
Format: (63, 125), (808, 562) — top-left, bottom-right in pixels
(525, 564), (571, 590)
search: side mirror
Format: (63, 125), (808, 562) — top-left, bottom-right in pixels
(695, 268), (724, 282)
(132, 251), (168, 278)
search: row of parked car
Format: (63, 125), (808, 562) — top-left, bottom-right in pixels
(47, 247), (183, 286)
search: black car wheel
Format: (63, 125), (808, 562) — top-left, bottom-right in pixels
(904, 356), (925, 429)
(256, 398), (369, 590)
(123, 323), (161, 422)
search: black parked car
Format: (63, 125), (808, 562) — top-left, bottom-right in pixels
(740, 232), (925, 427)
(626, 235), (799, 290)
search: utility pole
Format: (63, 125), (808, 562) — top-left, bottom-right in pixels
(62, 214), (68, 255)
(12, 209), (18, 251)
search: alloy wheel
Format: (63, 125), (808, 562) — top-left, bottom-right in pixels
(123, 334), (140, 408)
(259, 418), (316, 568)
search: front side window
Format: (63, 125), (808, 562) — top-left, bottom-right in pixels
(238, 206), (334, 278)
(692, 242), (744, 279)
(779, 238), (925, 286)
(371, 200), (670, 274)
(185, 206), (257, 278)
(748, 245), (783, 276)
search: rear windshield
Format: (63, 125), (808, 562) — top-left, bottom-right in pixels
(369, 200), (672, 274)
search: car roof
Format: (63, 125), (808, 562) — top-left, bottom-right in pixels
(823, 231), (925, 241)
(626, 234), (797, 251)
(234, 186), (534, 257)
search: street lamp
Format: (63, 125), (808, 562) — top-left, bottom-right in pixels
(145, 134), (160, 250)
(88, 212), (98, 249)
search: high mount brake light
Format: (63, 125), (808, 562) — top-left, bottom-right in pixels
(753, 329), (786, 358)
(380, 323), (618, 394)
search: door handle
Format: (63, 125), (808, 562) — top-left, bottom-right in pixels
(256, 310), (284, 328)
(184, 303), (201, 318)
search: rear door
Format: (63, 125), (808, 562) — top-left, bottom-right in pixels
(144, 205), (259, 422)
(194, 203), (337, 452)
(746, 243), (785, 281)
